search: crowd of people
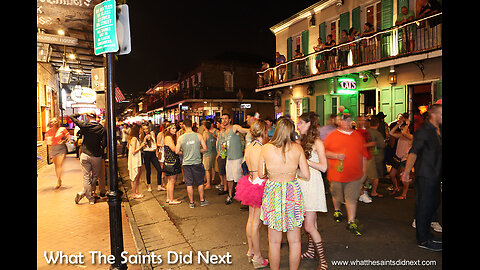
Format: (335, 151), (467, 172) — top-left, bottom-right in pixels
(44, 102), (442, 269)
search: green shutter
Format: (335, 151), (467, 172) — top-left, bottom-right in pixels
(285, 99), (291, 116)
(301, 30), (309, 55)
(339, 12), (350, 33)
(302, 97), (310, 114)
(435, 80), (442, 101)
(352, 7), (361, 34)
(379, 87), (392, 123)
(287, 37), (293, 80)
(316, 95), (324, 126)
(381, 0), (394, 30)
(340, 94), (358, 121)
(318, 22), (326, 43)
(392, 85), (406, 119)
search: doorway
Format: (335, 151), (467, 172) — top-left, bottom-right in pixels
(359, 89), (377, 116)
(409, 83), (432, 132)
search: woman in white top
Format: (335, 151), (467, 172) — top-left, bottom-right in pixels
(296, 112), (328, 270)
(128, 124), (146, 199)
(388, 118), (413, 199)
(140, 124), (166, 192)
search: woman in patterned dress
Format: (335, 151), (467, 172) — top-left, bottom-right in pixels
(163, 124), (182, 205)
(258, 117), (310, 270)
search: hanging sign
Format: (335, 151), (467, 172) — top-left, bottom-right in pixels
(333, 78), (357, 95)
(93, 0), (118, 55)
(71, 87), (97, 104)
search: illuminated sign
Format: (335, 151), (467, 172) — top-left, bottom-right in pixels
(71, 87), (97, 104)
(333, 78), (357, 95)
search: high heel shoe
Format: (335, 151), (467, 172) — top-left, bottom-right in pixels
(246, 253), (254, 263)
(251, 258), (269, 269)
(313, 241), (328, 270)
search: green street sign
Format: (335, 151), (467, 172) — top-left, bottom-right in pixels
(94, 0), (119, 55)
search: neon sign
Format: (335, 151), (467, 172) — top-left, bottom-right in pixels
(333, 78), (357, 95)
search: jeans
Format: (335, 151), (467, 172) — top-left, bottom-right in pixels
(143, 150), (162, 185)
(414, 176), (441, 244)
(79, 153), (102, 200)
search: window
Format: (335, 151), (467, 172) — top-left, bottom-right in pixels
(330, 19), (338, 43)
(366, 1), (382, 31)
(224, 71), (234, 92)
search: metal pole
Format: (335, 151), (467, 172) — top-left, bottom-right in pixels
(105, 52), (127, 270)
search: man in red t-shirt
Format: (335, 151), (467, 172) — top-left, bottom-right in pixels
(324, 113), (368, 236)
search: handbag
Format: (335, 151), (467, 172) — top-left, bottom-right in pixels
(163, 158), (178, 174)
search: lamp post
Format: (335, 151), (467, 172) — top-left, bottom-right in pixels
(105, 52), (127, 270)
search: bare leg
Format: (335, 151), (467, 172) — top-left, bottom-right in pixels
(53, 154), (66, 188)
(268, 228), (282, 270)
(286, 227), (301, 270)
(252, 207), (266, 263)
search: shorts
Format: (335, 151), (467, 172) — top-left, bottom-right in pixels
(226, 158), (243, 182)
(329, 178), (363, 205)
(203, 155), (215, 170)
(182, 163), (205, 187)
(217, 156), (227, 175)
(50, 144), (67, 157)
(366, 158), (383, 180)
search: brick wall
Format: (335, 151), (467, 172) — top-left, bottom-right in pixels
(37, 143), (49, 171)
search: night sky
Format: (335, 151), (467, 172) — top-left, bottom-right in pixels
(115, 0), (318, 96)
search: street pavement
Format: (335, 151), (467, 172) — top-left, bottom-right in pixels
(37, 154), (141, 270)
(117, 155), (442, 270)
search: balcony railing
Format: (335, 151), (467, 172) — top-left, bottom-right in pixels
(257, 12), (442, 88)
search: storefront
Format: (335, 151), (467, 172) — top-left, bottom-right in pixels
(280, 57), (442, 127)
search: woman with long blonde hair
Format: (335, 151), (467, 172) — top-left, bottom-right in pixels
(45, 117), (71, 189)
(258, 117), (310, 270)
(128, 123), (146, 199)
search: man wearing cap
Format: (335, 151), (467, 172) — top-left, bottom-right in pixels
(324, 111), (368, 235)
(70, 111), (107, 205)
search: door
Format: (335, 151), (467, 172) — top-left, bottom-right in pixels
(316, 95), (325, 126)
(392, 85), (407, 120)
(340, 93), (358, 121)
(379, 87), (392, 123)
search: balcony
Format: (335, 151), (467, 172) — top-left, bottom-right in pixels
(257, 12), (442, 90)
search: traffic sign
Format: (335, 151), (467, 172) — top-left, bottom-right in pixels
(94, 0), (119, 55)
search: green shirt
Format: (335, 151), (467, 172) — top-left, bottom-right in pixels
(204, 131), (217, 157)
(225, 126), (243, 160)
(180, 132), (202, 165)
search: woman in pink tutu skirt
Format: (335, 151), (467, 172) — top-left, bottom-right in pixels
(234, 120), (269, 268)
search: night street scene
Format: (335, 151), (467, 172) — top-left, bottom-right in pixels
(37, 0), (446, 269)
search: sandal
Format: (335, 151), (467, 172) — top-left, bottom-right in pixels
(246, 253), (254, 263)
(394, 195), (407, 200)
(371, 193), (384, 198)
(157, 186), (167, 191)
(389, 188), (400, 195)
(251, 258), (269, 269)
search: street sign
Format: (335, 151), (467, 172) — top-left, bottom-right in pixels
(93, 0), (119, 55)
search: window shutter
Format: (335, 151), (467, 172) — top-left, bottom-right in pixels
(316, 95), (324, 126)
(285, 99), (291, 116)
(318, 22), (326, 43)
(287, 37), (293, 80)
(339, 12), (350, 33)
(352, 6), (361, 34)
(381, 0), (394, 30)
(301, 30), (309, 55)
(302, 97), (310, 114)
(379, 87), (392, 123)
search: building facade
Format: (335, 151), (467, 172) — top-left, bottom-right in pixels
(144, 56), (275, 125)
(256, 0), (442, 126)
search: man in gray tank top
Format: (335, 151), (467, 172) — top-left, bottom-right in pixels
(176, 118), (208, 208)
(220, 113), (250, 205)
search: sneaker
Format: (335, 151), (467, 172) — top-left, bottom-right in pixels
(347, 220), (362, 236)
(200, 200), (209, 207)
(74, 193), (84, 204)
(333, 210), (343, 223)
(89, 196), (96, 205)
(431, 222), (442, 233)
(189, 202), (195, 208)
(225, 195), (233, 205)
(417, 240), (442, 252)
(359, 193), (372, 203)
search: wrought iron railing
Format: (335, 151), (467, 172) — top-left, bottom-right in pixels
(257, 12), (442, 88)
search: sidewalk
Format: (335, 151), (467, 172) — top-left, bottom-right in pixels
(37, 153), (140, 270)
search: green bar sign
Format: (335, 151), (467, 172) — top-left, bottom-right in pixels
(94, 0), (119, 55)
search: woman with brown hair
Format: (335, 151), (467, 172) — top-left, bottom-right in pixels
(45, 117), (71, 189)
(128, 123), (146, 199)
(234, 119), (269, 268)
(163, 124), (182, 205)
(258, 117), (310, 270)
(296, 112), (328, 270)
